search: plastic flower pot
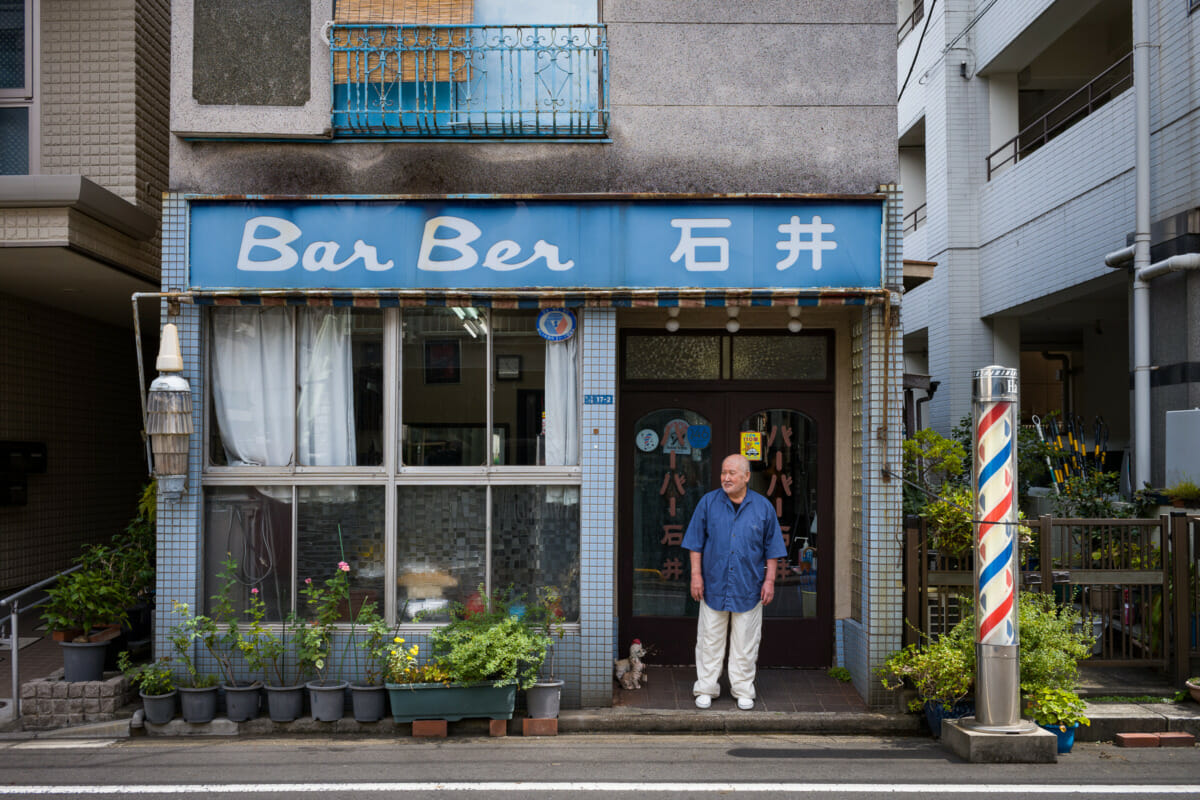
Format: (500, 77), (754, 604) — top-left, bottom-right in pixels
(922, 699), (974, 739)
(264, 683), (305, 722)
(1040, 722), (1079, 754)
(307, 680), (349, 722)
(350, 683), (387, 723)
(178, 685), (218, 723)
(386, 682), (516, 723)
(221, 681), (262, 722)
(60, 640), (108, 682)
(140, 690), (177, 725)
(525, 679), (564, 719)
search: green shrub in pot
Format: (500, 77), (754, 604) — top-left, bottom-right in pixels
(42, 567), (132, 642)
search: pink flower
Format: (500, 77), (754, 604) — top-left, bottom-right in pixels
(250, 588), (259, 595)
(338, 561), (350, 572)
(305, 577), (312, 585)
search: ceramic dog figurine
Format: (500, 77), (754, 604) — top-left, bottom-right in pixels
(614, 639), (648, 689)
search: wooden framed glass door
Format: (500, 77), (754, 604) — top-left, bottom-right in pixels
(618, 390), (833, 667)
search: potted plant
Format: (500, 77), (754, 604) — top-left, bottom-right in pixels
(523, 585), (568, 719)
(117, 650), (176, 725)
(79, 481), (157, 646)
(168, 601), (219, 723)
(42, 567), (133, 681)
(208, 556), (260, 722)
(298, 561), (352, 722)
(386, 587), (550, 723)
(346, 601), (392, 722)
(1184, 677), (1200, 704)
(878, 623), (975, 737)
(239, 591), (307, 723)
(1165, 479), (1200, 509)
(1024, 687), (1090, 754)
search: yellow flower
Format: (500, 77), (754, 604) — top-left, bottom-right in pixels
(394, 636), (404, 643)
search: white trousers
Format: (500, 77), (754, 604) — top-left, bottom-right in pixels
(693, 599), (763, 701)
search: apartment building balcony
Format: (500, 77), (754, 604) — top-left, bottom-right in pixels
(329, 23), (609, 138)
(987, 53), (1131, 180)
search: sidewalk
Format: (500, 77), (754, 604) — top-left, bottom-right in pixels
(4, 632), (1198, 742)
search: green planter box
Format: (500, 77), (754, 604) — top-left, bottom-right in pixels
(385, 682), (516, 723)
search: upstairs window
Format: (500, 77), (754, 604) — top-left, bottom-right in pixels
(0, 0), (33, 174)
(329, 0), (607, 138)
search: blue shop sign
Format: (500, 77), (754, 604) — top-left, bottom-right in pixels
(187, 198), (884, 291)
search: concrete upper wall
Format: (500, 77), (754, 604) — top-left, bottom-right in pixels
(168, 0), (898, 195)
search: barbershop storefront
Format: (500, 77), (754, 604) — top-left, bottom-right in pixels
(154, 193), (903, 707)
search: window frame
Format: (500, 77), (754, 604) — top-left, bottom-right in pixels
(0, 0), (37, 173)
(200, 305), (583, 627)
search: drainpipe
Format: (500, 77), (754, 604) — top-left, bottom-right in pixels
(1131, 0), (1152, 489)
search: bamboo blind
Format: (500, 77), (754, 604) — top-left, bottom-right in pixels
(333, 0), (474, 83)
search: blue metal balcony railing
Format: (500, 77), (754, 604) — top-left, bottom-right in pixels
(329, 23), (609, 138)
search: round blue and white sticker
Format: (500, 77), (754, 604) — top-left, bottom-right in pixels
(686, 424), (711, 449)
(536, 308), (577, 341)
(635, 429), (659, 452)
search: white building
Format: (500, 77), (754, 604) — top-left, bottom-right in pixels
(898, 0), (1200, 488)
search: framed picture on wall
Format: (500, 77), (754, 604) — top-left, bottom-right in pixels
(496, 354), (522, 380)
(424, 339), (461, 384)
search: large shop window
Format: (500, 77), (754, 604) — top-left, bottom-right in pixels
(209, 308), (384, 467)
(202, 306), (580, 625)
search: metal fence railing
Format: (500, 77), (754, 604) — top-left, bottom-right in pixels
(328, 23), (609, 137)
(903, 513), (1200, 683)
(898, 0), (924, 44)
(902, 202), (926, 235)
(986, 53), (1132, 179)
(1, 565), (80, 720)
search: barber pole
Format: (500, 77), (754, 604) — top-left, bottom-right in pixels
(968, 366), (1028, 731)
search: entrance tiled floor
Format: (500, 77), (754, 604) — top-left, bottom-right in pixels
(613, 666), (869, 712)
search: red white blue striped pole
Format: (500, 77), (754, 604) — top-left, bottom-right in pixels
(969, 366), (1027, 731)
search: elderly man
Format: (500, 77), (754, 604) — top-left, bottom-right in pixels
(682, 453), (787, 710)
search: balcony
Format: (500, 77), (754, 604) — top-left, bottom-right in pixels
(987, 53), (1131, 179)
(329, 23), (609, 138)
(898, 0), (924, 45)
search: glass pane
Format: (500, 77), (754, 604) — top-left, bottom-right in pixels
(491, 310), (579, 466)
(0, 1), (25, 89)
(351, 311), (384, 465)
(625, 335), (720, 381)
(739, 409), (819, 619)
(298, 308), (383, 466)
(395, 485), (486, 621)
(0, 106), (28, 175)
(401, 308), (488, 465)
(732, 335), (827, 381)
(631, 409), (713, 617)
(203, 487), (294, 621)
(491, 485), (580, 621)
(209, 307), (295, 466)
(297, 486), (385, 621)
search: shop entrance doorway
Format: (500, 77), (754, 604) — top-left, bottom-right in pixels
(617, 388), (833, 667)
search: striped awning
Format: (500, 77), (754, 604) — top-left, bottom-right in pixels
(187, 289), (874, 309)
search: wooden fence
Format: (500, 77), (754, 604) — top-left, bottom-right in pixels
(902, 513), (1200, 683)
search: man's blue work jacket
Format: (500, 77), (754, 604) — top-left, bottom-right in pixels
(681, 488), (787, 613)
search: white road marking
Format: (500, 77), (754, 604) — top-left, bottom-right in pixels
(0, 784), (1198, 795)
(10, 740), (117, 749)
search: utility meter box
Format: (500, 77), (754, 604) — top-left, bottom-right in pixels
(1164, 409), (1200, 486)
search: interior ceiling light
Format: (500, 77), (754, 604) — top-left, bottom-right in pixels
(725, 306), (740, 334)
(665, 306), (680, 333)
(787, 305), (803, 333)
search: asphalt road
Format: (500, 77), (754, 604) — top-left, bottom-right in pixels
(0, 733), (1197, 799)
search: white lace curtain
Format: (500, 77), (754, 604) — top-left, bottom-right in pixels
(210, 307), (356, 466)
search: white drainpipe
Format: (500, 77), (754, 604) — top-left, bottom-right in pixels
(1107, 3), (1200, 489)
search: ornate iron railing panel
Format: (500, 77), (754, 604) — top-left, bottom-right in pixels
(330, 23), (609, 137)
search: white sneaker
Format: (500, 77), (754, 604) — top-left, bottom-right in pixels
(737, 697), (754, 710)
(694, 695), (712, 709)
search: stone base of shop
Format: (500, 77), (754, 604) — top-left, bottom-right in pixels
(19, 671), (136, 731)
